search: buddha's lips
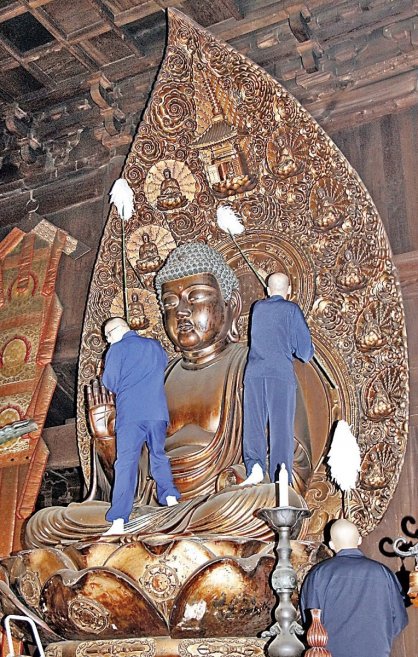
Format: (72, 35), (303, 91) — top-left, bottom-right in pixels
(177, 320), (194, 333)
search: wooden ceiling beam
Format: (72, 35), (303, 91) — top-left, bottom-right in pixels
(319, 6), (418, 46)
(308, 68), (418, 131)
(20, 0), (100, 71)
(210, 4), (289, 40)
(217, 0), (244, 21)
(113, 1), (181, 27)
(0, 2), (27, 23)
(89, 0), (145, 56)
(0, 33), (56, 89)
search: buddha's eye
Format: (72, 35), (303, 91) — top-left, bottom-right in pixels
(188, 293), (206, 303)
(162, 295), (178, 309)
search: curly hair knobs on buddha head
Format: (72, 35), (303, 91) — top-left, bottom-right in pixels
(155, 242), (239, 302)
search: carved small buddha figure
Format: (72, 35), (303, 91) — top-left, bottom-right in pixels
(370, 379), (394, 418)
(156, 169), (187, 210)
(338, 249), (365, 291)
(359, 309), (383, 349)
(273, 136), (298, 179)
(128, 293), (149, 331)
(314, 187), (340, 230)
(135, 233), (162, 273)
(363, 449), (386, 489)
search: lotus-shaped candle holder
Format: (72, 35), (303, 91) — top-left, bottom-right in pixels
(256, 506), (312, 657)
(256, 506), (311, 533)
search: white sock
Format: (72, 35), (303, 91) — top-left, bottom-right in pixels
(102, 518), (125, 535)
(166, 495), (178, 506)
(239, 463), (264, 486)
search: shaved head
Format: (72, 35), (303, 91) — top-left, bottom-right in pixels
(103, 317), (130, 344)
(330, 519), (361, 552)
(104, 317), (129, 332)
(267, 272), (290, 297)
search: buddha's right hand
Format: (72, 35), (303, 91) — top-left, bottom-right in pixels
(86, 378), (115, 440)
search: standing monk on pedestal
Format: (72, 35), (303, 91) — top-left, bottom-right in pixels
(241, 272), (314, 485)
(101, 317), (179, 535)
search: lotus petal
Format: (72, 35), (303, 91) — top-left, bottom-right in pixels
(170, 556), (275, 638)
(40, 567), (168, 640)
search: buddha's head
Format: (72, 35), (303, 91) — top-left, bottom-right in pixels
(155, 243), (242, 366)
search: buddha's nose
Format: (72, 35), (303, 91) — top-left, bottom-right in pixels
(176, 298), (191, 317)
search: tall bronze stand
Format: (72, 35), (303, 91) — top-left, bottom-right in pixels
(257, 506), (311, 657)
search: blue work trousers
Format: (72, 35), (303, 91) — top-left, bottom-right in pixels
(106, 420), (179, 522)
(242, 377), (296, 481)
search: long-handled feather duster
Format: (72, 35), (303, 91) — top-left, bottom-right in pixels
(216, 205), (267, 290)
(109, 178), (135, 321)
(328, 419), (361, 518)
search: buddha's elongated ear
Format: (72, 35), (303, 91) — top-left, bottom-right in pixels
(226, 288), (242, 343)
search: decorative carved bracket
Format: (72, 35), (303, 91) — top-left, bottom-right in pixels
(88, 73), (127, 146)
(3, 105), (44, 167)
(4, 105), (31, 139)
(297, 40), (323, 74)
(286, 6), (322, 74)
(287, 5), (312, 43)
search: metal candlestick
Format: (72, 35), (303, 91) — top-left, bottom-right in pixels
(256, 505), (311, 657)
(392, 535), (418, 607)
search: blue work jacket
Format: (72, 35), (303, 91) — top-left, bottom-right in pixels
(102, 331), (169, 424)
(245, 295), (314, 381)
(300, 548), (408, 657)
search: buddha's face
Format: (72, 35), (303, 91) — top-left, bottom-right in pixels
(161, 273), (234, 361)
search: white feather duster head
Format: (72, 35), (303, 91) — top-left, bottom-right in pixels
(216, 205), (245, 236)
(328, 420), (361, 492)
(109, 178), (134, 221)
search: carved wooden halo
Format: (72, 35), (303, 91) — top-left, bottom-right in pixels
(77, 8), (408, 539)
(218, 231), (316, 317)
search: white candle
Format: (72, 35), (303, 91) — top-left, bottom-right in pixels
(278, 463), (289, 507)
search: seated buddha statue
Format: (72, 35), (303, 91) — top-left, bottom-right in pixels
(24, 243), (324, 546)
(273, 136), (298, 179)
(156, 169), (187, 211)
(135, 233), (162, 274)
(314, 187), (340, 230)
(128, 292), (150, 330)
(337, 248), (366, 291)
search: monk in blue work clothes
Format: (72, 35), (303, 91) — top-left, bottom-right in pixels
(101, 317), (179, 535)
(241, 272), (314, 486)
(300, 519), (408, 657)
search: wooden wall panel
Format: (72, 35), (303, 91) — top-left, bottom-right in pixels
(331, 108), (418, 657)
(331, 104), (418, 255)
(361, 426), (418, 657)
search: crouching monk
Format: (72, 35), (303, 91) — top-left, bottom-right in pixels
(101, 318), (179, 535)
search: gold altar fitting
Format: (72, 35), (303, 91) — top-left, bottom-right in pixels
(44, 636), (268, 657)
